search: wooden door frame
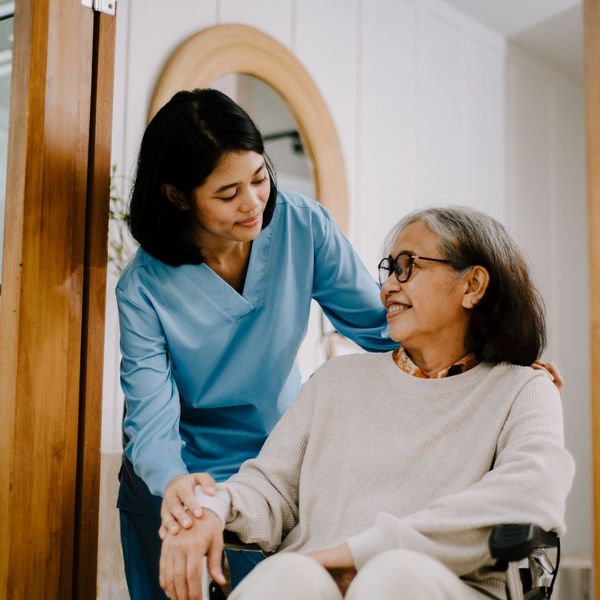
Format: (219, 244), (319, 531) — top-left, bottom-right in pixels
(0, 1), (115, 598)
(585, 1), (600, 596)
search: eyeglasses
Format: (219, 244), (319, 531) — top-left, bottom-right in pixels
(378, 252), (450, 285)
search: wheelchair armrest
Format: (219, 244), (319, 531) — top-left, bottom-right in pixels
(222, 530), (265, 553)
(489, 524), (558, 562)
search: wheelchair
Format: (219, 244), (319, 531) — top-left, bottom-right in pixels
(207, 525), (560, 600)
(489, 524), (560, 600)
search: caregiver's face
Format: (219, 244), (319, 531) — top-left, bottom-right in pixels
(380, 220), (470, 349)
(191, 150), (270, 245)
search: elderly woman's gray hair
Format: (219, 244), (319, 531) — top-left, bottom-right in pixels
(385, 206), (546, 366)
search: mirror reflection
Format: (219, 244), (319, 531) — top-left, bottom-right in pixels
(212, 74), (315, 199)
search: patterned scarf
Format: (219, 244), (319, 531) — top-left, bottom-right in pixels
(392, 346), (478, 378)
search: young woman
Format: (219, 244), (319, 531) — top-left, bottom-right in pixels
(116, 88), (396, 598)
(158, 207), (574, 600)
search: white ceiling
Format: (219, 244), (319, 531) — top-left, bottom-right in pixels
(512, 3), (584, 82)
(441, 0), (580, 36)
(442, 0), (584, 82)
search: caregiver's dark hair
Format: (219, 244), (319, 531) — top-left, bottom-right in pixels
(128, 88), (277, 266)
(385, 207), (546, 366)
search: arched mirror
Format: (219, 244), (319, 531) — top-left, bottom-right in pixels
(212, 73), (315, 199)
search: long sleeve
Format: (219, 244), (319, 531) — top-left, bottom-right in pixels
(117, 288), (188, 496)
(347, 376), (575, 575)
(198, 377), (317, 552)
(310, 204), (397, 352)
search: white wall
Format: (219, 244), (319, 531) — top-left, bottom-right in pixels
(357, 0), (506, 273)
(103, 0), (590, 565)
(506, 45), (589, 556)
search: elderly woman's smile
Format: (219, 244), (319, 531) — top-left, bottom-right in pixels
(385, 301), (412, 316)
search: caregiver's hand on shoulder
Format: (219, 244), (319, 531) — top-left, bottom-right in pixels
(159, 509), (225, 600)
(308, 543), (357, 596)
(532, 360), (564, 394)
(160, 472), (217, 537)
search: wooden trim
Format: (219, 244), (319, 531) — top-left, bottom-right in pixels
(0, 2), (115, 597)
(0, 0), (31, 589)
(149, 24), (349, 233)
(584, 0), (600, 596)
(73, 12), (116, 599)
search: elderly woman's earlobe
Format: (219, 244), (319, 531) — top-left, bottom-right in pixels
(161, 183), (190, 211)
(462, 266), (490, 309)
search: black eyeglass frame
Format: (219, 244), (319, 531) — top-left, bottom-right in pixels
(378, 252), (451, 285)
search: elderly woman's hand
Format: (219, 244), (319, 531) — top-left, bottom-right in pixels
(159, 509), (225, 600)
(307, 543), (357, 596)
(160, 472), (217, 537)
(532, 360), (564, 394)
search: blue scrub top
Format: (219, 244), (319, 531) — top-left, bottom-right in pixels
(116, 190), (396, 512)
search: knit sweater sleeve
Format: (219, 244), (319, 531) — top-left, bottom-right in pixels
(202, 377), (316, 552)
(346, 375), (575, 575)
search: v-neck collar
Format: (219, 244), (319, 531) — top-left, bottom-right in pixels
(178, 220), (274, 319)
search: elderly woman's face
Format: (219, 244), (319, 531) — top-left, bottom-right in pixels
(380, 220), (471, 350)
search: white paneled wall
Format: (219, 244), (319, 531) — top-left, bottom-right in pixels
(295, 0), (360, 239)
(462, 39), (506, 220)
(357, 0), (415, 265)
(219, 0), (293, 48)
(506, 45), (589, 557)
(417, 7), (466, 206)
(102, 2), (590, 585)
(355, 0), (507, 270)
(417, 1), (507, 217)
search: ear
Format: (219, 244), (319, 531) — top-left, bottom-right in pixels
(161, 183), (190, 211)
(461, 265), (489, 310)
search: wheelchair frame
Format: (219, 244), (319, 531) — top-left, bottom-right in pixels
(208, 524), (559, 600)
(489, 524), (560, 600)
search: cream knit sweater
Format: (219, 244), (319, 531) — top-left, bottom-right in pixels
(197, 352), (574, 597)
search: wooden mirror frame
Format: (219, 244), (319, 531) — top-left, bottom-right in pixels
(149, 24), (349, 233)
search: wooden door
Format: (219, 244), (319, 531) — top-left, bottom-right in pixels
(585, 1), (600, 596)
(0, 1), (115, 598)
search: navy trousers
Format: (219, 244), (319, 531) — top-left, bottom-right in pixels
(120, 510), (264, 599)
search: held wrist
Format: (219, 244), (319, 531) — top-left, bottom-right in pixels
(194, 484), (230, 528)
(202, 507), (225, 530)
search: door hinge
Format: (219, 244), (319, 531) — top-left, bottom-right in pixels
(82, 0), (116, 16)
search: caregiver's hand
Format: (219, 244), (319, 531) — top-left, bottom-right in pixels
(160, 472), (217, 536)
(532, 360), (564, 394)
(159, 509), (225, 600)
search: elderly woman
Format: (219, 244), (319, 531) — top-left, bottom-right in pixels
(159, 207), (574, 600)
